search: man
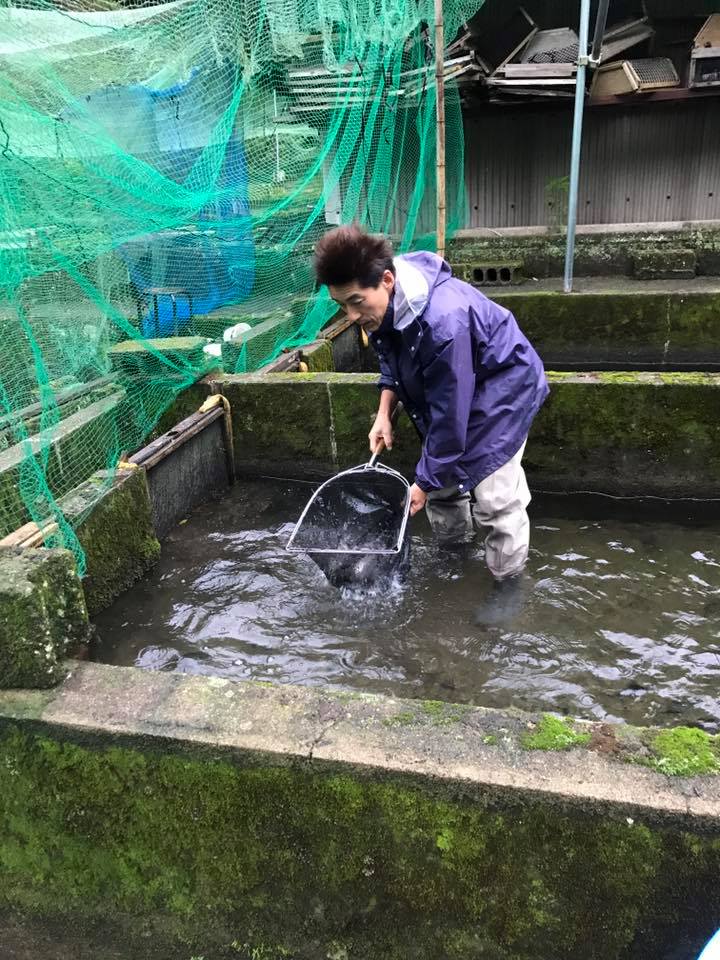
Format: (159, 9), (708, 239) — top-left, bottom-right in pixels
(313, 224), (548, 622)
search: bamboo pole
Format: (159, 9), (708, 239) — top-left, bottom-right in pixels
(434, 0), (446, 260)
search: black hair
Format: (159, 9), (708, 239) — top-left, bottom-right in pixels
(313, 223), (395, 288)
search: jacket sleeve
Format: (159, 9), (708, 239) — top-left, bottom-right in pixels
(414, 321), (475, 492)
(377, 352), (396, 392)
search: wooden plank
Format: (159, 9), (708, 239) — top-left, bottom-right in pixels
(0, 520), (42, 547)
(322, 314), (356, 340)
(488, 77), (577, 87)
(259, 350), (301, 373)
(503, 63), (576, 79)
(21, 522), (59, 549)
(0, 517), (59, 548)
(129, 407), (224, 472)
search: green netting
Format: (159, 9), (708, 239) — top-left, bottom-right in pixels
(0, 0), (480, 569)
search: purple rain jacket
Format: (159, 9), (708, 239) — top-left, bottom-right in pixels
(370, 251), (549, 494)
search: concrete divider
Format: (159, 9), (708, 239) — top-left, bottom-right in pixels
(0, 663), (717, 959)
(208, 371), (720, 498)
(57, 467), (160, 616)
(492, 282), (720, 370)
(0, 390), (126, 538)
(0, 548), (88, 688)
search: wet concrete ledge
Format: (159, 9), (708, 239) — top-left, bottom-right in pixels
(0, 663), (718, 959)
(193, 371), (720, 499)
(3, 662), (717, 825)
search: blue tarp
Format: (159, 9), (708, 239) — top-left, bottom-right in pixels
(62, 64), (255, 335)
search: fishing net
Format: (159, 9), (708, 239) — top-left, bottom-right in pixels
(0, 0), (480, 568)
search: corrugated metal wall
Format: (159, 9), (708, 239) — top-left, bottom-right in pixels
(464, 99), (720, 228)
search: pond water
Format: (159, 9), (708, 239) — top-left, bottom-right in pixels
(92, 480), (720, 729)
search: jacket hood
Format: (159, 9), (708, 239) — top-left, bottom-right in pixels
(392, 251), (450, 331)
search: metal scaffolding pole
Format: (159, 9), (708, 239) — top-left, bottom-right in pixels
(563, 0), (592, 293)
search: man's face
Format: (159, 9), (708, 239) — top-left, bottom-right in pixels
(329, 269), (395, 334)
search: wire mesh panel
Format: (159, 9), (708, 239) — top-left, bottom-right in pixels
(628, 58), (680, 89)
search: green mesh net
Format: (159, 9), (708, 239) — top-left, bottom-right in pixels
(0, 0), (479, 568)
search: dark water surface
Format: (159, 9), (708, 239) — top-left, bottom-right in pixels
(92, 481), (720, 728)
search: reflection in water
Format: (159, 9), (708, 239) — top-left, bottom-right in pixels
(92, 482), (720, 729)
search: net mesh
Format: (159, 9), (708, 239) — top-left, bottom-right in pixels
(0, 0), (479, 568)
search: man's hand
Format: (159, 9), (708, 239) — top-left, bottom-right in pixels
(408, 482), (427, 517)
(369, 413), (393, 454)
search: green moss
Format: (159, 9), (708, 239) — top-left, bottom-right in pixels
(223, 378), (336, 474)
(383, 701), (471, 728)
(302, 340), (334, 373)
(531, 371), (720, 497)
(0, 548), (89, 689)
(420, 700), (470, 725)
(644, 727), (720, 777)
(631, 247), (696, 280)
(656, 371), (718, 386)
(383, 710), (417, 727)
(482, 734), (498, 746)
(522, 714), (591, 751)
(230, 943), (292, 959)
(60, 469), (160, 616)
(2, 725), (719, 959)
(494, 291), (672, 365)
(211, 371), (720, 499)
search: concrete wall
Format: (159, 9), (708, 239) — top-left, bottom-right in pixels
(0, 663), (717, 959)
(448, 224), (720, 279)
(58, 467), (160, 616)
(348, 281), (720, 372)
(492, 284), (720, 370)
(203, 371), (720, 498)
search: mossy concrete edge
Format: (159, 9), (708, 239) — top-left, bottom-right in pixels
(1, 664), (718, 959)
(2, 662), (717, 826)
(208, 372), (720, 497)
(58, 468), (160, 616)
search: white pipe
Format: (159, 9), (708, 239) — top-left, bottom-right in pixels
(563, 0), (592, 294)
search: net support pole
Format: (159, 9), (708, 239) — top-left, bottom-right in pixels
(434, 0), (446, 260)
(591, 0), (611, 64)
(563, 0), (592, 294)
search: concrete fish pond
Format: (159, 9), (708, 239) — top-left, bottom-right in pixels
(1, 371), (720, 959)
(93, 479), (720, 731)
